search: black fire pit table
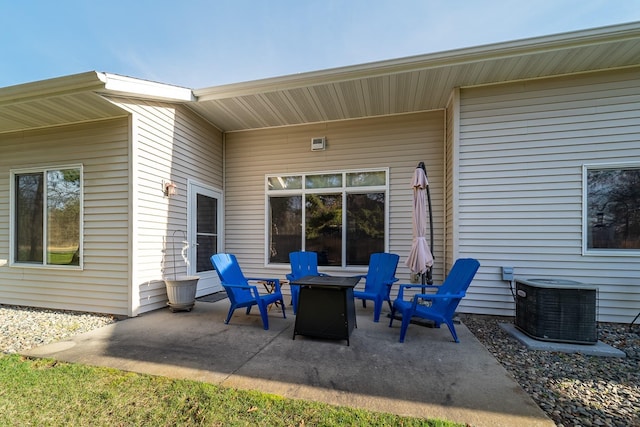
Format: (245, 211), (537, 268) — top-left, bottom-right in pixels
(290, 275), (359, 345)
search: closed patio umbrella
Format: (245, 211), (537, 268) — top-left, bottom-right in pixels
(405, 162), (434, 284)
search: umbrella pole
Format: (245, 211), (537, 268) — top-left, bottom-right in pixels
(418, 162), (435, 286)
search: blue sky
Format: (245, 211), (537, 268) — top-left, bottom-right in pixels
(2, 0), (639, 89)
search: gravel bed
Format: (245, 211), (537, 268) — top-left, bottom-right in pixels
(1, 304), (638, 426)
(0, 304), (117, 354)
(461, 314), (640, 427)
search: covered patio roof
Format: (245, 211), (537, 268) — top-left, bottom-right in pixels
(1, 21), (639, 135)
(191, 21), (640, 132)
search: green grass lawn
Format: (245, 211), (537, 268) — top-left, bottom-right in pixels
(0, 354), (461, 426)
(47, 249), (77, 265)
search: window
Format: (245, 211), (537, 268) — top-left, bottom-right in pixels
(584, 163), (640, 253)
(267, 169), (387, 266)
(11, 166), (82, 267)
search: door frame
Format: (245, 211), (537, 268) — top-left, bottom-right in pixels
(187, 179), (224, 297)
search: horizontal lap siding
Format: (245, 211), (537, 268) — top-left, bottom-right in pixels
(107, 98), (223, 314)
(445, 90), (458, 270)
(0, 118), (131, 315)
(224, 112), (445, 297)
(457, 67), (640, 323)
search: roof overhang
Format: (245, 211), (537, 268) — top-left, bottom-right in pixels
(0, 72), (193, 134)
(1, 21), (639, 135)
(191, 21), (640, 132)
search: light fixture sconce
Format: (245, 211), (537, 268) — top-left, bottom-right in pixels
(163, 180), (177, 197)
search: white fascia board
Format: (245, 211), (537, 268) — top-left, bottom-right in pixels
(98, 73), (195, 102)
(0, 71), (106, 106)
(0, 71), (196, 105)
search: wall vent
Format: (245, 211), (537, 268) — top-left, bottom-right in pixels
(311, 137), (326, 151)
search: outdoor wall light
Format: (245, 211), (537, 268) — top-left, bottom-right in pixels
(163, 180), (177, 197)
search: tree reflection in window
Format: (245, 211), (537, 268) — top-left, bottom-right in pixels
(269, 196), (302, 263)
(267, 170), (387, 266)
(47, 169), (81, 265)
(16, 173), (44, 263)
(15, 167), (81, 266)
(305, 194), (342, 266)
(587, 167), (640, 250)
(346, 193), (385, 265)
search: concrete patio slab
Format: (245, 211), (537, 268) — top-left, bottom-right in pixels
(25, 301), (554, 427)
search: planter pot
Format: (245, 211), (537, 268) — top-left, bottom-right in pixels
(165, 276), (199, 312)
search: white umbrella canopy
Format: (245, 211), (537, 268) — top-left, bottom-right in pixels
(405, 166), (434, 275)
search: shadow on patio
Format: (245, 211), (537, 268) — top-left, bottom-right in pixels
(26, 299), (553, 427)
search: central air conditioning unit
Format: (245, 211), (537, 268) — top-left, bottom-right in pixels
(515, 278), (598, 344)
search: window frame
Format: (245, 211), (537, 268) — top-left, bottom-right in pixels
(265, 168), (389, 268)
(582, 162), (640, 257)
(10, 164), (84, 269)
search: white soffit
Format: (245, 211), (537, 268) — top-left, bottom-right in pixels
(0, 72), (125, 134)
(0, 72), (194, 134)
(1, 21), (639, 135)
(191, 21), (640, 132)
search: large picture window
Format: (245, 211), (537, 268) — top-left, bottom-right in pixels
(267, 169), (387, 267)
(11, 166), (82, 267)
(584, 163), (640, 253)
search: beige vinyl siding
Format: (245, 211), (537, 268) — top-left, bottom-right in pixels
(106, 98), (223, 314)
(0, 118), (131, 315)
(444, 89), (460, 271)
(457, 67), (640, 323)
(224, 112), (445, 298)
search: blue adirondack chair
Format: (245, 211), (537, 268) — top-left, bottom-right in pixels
(286, 251), (329, 314)
(389, 258), (480, 342)
(353, 252), (400, 322)
(210, 253), (286, 330)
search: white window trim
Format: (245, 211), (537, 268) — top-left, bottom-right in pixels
(9, 164), (84, 270)
(582, 161), (640, 257)
(265, 168), (389, 268)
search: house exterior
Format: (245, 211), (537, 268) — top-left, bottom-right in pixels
(1, 22), (639, 322)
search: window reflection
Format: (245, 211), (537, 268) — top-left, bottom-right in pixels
(15, 168), (81, 266)
(587, 167), (640, 250)
(305, 194), (342, 266)
(346, 193), (385, 264)
(269, 196), (302, 263)
(47, 169), (81, 266)
(268, 176), (302, 190)
(196, 194), (218, 273)
(266, 169), (387, 266)
(346, 171), (386, 187)
(16, 173), (44, 263)
(306, 174), (342, 189)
